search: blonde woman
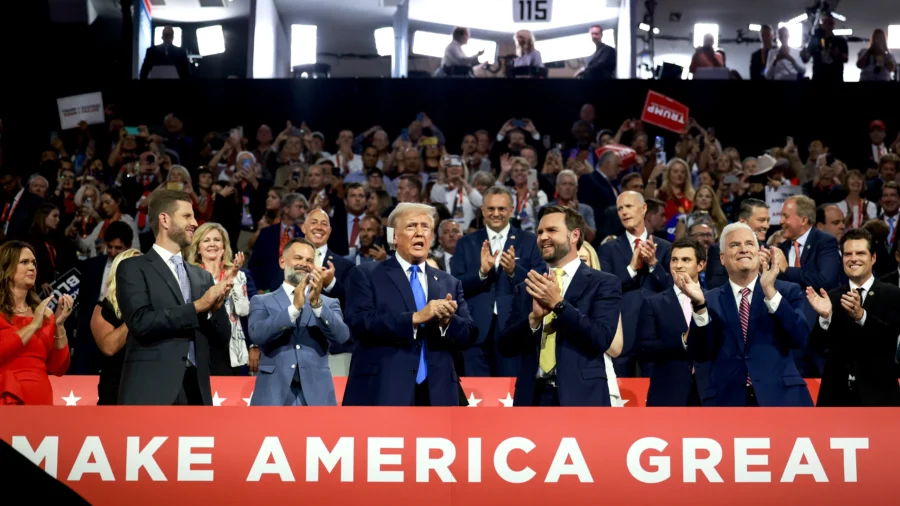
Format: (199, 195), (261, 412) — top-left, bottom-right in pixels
(513, 30), (543, 67)
(185, 222), (250, 375)
(577, 242), (625, 407)
(430, 156), (483, 230)
(656, 158), (695, 221)
(837, 170), (877, 229)
(91, 248), (141, 405)
(674, 184), (728, 240)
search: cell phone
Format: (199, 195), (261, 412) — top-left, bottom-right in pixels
(241, 158), (252, 169)
(400, 128), (409, 141)
(50, 131), (58, 144)
(372, 236), (387, 248)
(723, 175), (740, 184)
(167, 182), (185, 191)
(125, 126), (140, 136)
(416, 113), (425, 122)
(512, 119), (526, 129)
(655, 136), (667, 164)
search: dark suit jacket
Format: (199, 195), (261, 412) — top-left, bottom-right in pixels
(72, 255), (109, 374)
(498, 263), (622, 406)
(688, 279), (814, 407)
(1, 189), (42, 241)
(880, 269), (900, 288)
(322, 248), (355, 354)
(637, 288), (713, 406)
(778, 226), (841, 327)
(704, 244), (729, 290)
(578, 172), (618, 229)
(248, 224), (302, 293)
(139, 43), (190, 79)
(811, 281), (900, 406)
(583, 43), (617, 80)
(342, 257), (477, 406)
(329, 205), (365, 257)
(115, 248), (231, 405)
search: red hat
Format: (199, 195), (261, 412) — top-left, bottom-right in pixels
(869, 120), (886, 131)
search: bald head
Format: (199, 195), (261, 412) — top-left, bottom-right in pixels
(616, 191), (648, 234)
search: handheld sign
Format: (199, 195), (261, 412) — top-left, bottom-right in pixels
(640, 91), (689, 134)
(513, 0), (552, 22)
(47, 268), (82, 312)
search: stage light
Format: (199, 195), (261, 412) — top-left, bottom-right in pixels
(786, 13), (808, 26)
(412, 30), (497, 64)
(154, 26), (182, 47)
(374, 27), (394, 57)
(748, 24), (761, 32)
(889, 25), (900, 49)
(639, 23), (650, 32)
(832, 28), (852, 36)
(693, 23), (718, 48)
(291, 24), (317, 66)
(196, 25), (225, 56)
(778, 21), (803, 49)
(830, 12), (846, 22)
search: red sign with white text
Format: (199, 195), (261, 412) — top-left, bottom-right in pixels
(0, 407), (896, 505)
(641, 90), (689, 133)
(595, 144), (638, 169)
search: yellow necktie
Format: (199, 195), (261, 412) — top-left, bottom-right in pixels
(539, 268), (565, 374)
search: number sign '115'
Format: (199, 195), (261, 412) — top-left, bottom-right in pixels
(513, 0), (552, 22)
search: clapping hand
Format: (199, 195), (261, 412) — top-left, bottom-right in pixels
(434, 294), (458, 328)
(805, 287), (832, 318)
(674, 273), (705, 306)
(759, 249), (780, 299)
(320, 261), (336, 289)
(31, 296), (55, 328)
(308, 269), (325, 307)
(638, 237), (658, 267)
(840, 290), (864, 321)
(525, 270), (562, 310)
(292, 274), (309, 310)
(499, 245), (517, 276)
(480, 240), (500, 276)
(54, 295), (75, 327)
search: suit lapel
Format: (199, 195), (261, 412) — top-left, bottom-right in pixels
(146, 249), (186, 303)
(615, 235), (632, 269)
(800, 230), (815, 266)
(425, 265), (443, 302)
(563, 263), (591, 306)
(385, 257), (417, 312)
(744, 280), (767, 348)
(718, 285), (744, 350)
(502, 226), (519, 252)
(666, 288), (688, 334)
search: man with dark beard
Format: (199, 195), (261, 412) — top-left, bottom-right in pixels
(498, 206), (622, 406)
(248, 238), (350, 406)
(115, 190), (239, 405)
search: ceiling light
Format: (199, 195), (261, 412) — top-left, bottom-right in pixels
(778, 22), (803, 49)
(832, 28), (852, 36)
(653, 28), (660, 35)
(786, 13), (808, 25)
(748, 24), (761, 32)
(154, 26), (182, 47)
(889, 25), (900, 49)
(374, 27), (394, 57)
(534, 33), (596, 63)
(830, 12), (846, 22)
(412, 30), (497, 64)
(196, 25), (225, 56)
(291, 24), (317, 66)
(638, 23), (650, 32)
(693, 23), (718, 48)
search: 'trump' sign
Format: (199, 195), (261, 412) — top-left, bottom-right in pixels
(641, 91), (689, 133)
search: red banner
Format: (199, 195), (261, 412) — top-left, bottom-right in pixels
(595, 144), (638, 169)
(47, 376), (823, 407)
(1, 406), (897, 505)
(640, 90), (690, 133)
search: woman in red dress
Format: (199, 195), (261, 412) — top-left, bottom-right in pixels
(0, 241), (74, 405)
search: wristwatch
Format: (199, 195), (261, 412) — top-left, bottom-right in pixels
(691, 301), (707, 311)
(553, 300), (567, 314)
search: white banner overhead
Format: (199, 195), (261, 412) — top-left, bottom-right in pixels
(57, 92), (105, 130)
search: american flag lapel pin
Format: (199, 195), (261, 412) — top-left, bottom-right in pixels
(433, 275), (438, 281)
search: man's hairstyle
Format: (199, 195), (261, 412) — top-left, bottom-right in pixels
(597, 149), (619, 168)
(388, 203), (436, 229)
(344, 182), (365, 195)
(471, 171), (496, 187)
(719, 222), (757, 252)
(439, 219), (460, 234)
(482, 184), (514, 206)
(451, 27), (468, 42)
(862, 219), (890, 243)
(148, 189), (192, 236)
(104, 220), (134, 246)
(398, 174), (423, 198)
(621, 172), (643, 189)
(879, 153), (899, 170)
(590, 24), (602, 31)
(737, 198), (768, 222)
(786, 195), (817, 224)
(537, 205), (586, 249)
(26, 174), (48, 186)
(840, 228), (874, 255)
(882, 181), (900, 197)
(281, 192), (307, 210)
(671, 237), (707, 264)
(282, 237), (317, 257)
(361, 214), (383, 231)
(645, 197), (666, 215)
(555, 169), (578, 187)
(816, 204), (840, 225)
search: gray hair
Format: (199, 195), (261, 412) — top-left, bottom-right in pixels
(439, 219), (460, 234)
(387, 203), (436, 229)
(719, 222), (758, 252)
(556, 169), (578, 187)
(471, 171), (496, 188)
(483, 184), (514, 205)
(785, 195), (816, 224)
(27, 174), (48, 186)
(598, 150), (619, 168)
(281, 192), (308, 209)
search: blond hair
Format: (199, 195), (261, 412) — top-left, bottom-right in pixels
(578, 243), (601, 270)
(185, 222), (235, 270)
(661, 157), (696, 201)
(106, 249), (142, 319)
(515, 30), (536, 56)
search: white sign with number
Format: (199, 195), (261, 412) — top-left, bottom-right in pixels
(513, 0), (552, 22)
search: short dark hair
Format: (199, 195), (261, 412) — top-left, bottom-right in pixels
(671, 237), (707, 263)
(452, 26), (468, 42)
(621, 172), (643, 189)
(344, 182), (365, 195)
(398, 174), (423, 197)
(881, 181), (900, 198)
(103, 187), (126, 214)
(148, 189), (192, 236)
(841, 228), (874, 255)
(815, 204), (840, 226)
(282, 237), (317, 257)
(738, 198), (768, 221)
(538, 205), (586, 249)
(645, 197), (666, 215)
(104, 220), (134, 246)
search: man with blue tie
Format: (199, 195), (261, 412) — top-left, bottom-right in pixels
(249, 193), (305, 292)
(248, 238), (350, 406)
(598, 191), (672, 377)
(452, 185), (543, 377)
(679, 222), (813, 407)
(638, 238), (713, 406)
(498, 206), (621, 406)
(343, 203), (477, 406)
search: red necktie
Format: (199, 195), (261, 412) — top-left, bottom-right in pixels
(793, 241), (801, 268)
(739, 287), (752, 385)
(634, 238), (643, 269)
(279, 226), (292, 256)
(349, 217), (360, 247)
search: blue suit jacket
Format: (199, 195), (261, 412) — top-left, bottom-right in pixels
(637, 288), (713, 406)
(777, 227), (841, 322)
(342, 257), (478, 406)
(598, 234), (672, 376)
(248, 288), (349, 406)
(578, 171), (618, 223)
(498, 263), (622, 406)
(451, 226), (544, 347)
(704, 244), (729, 290)
(321, 249), (355, 354)
(249, 224), (302, 293)
(687, 279), (813, 407)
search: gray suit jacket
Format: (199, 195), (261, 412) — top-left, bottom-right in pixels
(248, 287), (350, 406)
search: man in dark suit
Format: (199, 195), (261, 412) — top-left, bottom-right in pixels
(328, 182), (367, 256)
(343, 203), (477, 406)
(880, 238), (899, 287)
(749, 25), (774, 80)
(116, 190), (235, 405)
(498, 206), (621, 406)
(774, 195), (841, 376)
(452, 186), (544, 376)
(139, 26), (190, 79)
(249, 192), (305, 293)
(638, 238), (713, 406)
(0, 168), (43, 242)
(807, 228), (900, 406)
(577, 25), (616, 79)
(680, 222), (813, 407)
(599, 191), (672, 377)
(578, 150), (620, 230)
(71, 221), (133, 375)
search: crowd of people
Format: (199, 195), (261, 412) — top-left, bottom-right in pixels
(0, 92), (899, 409)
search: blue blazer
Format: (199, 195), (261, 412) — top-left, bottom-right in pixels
(342, 257), (478, 406)
(704, 244), (729, 290)
(451, 226), (544, 347)
(498, 263), (622, 406)
(249, 224), (302, 293)
(248, 289), (349, 406)
(577, 171), (618, 223)
(777, 227), (841, 322)
(637, 288), (714, 406)
(687, 279), (813, 407)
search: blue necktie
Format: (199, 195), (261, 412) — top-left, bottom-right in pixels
(169, 255), (196, 366)
(409, 265), (427, 384)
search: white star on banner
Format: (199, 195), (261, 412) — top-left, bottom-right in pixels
(498, 393), (514, 407)
(242, 391), (254, 406)
(61, 390), (81, 406)
(615, 398), (630, 407)
(466, 392), (482, 407)
(212, 391), (226, 406)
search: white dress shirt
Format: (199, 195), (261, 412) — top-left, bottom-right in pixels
(281, 281), (322, 321)
(692, 275), (782, 327)
(625, 229), (656, 278)
(481, 224), (511, 315)
(152, 244), (183, 284)
(394, 254), (448, 339)
(787, 227), (812, 268)
(99, 258), (113, 301)
(765, 48), (805, 80)
(314, 244), (338, 292)
(818, 276), (873, 330)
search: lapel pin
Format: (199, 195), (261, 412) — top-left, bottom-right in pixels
(328, 255), (333, 260)
(869, 291), (875, 297)
(433, 275), (438, 281)
(510, 236), (516, 240)
(806, 245), (810, 249)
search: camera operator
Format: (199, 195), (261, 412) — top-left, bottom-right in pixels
(800, 13), (848, 82)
